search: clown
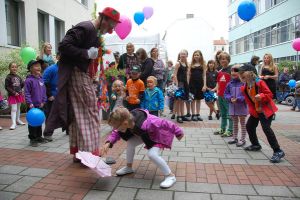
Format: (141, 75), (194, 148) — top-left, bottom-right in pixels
(44, 7), (121, 162)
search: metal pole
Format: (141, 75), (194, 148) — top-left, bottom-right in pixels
(297, 51), (299, 70)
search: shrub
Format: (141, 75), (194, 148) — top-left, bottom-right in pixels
(277, 60), (296, 73)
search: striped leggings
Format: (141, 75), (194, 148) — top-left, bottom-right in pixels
(232, 115), (247, 142)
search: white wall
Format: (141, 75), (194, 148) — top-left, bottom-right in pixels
(164, 17), (214, 63)
(0, 0), (94, 50)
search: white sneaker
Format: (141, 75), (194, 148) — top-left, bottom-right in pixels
(10, 124), (16, 130)
(17, 120), (25, 125)
(0, 126), (3, 130)
(116, 166), (134, 176)
(160, 175), (176, 188)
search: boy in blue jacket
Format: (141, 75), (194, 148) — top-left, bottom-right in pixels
(141, 76), (164, 116)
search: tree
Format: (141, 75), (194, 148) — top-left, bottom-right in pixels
(277, 60), (296, 73)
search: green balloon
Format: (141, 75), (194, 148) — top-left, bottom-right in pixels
(20, 47), (36, 64)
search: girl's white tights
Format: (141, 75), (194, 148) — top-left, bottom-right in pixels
(126, 135), (171, 176)
(10, 103), (23, 129)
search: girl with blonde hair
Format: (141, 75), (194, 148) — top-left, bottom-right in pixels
(103, 107), (184, 188)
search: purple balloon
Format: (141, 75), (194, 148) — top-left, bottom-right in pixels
(115, 15), (132, 40)
(143, 6), (153, 20)
(292, 38), (300, 51)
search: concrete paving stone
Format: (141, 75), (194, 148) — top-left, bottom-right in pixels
(254, 185), (295, 197)
(215, 149), (231, 153)
(212, 140), (226, 145)
(19, 168), (52, 177)
(162, 151), (178, 156)
(172, 147), (193, 152)
(198, 140), (213, 145)
(0, 191), (19, 200)
(0, 184), (7, 190)
(273, 198), (300, 200)
(276, 160), (292, 166)
(202, 153), (227, 158)
(230, 149), (248, 154)
(289, 187), (300, 197)
(248, 196), (273, 200)
(83, 190), (111, 200)
(0, 174), (22, 185)
(193, 148), (216, 153)
(247, 152), (269, 159)
(118, 177), (152, 189)
(0, 143), (9, 148)
(220, 159), (247, 165)
(211, 194), (248, 200)
(23, 146), (48, 151)
(4, 144), (28, 149)
(152, 181), (185, 191)
(184, 144), (207, 148)
(109, 187), (137, 200)
(207, 145), (228, 149)
(4, 176), (41, 193)
(169, 156), (194, 162)
(195, 157), (220, 164)
(178, 152), (202, 157)
(186, 182), (221, 193)
(43, 147), (68, 153)
(246, 159), (274, 165)
(186, 141), (199, 145)
(174, 191), (211, 200)
(0, 165), (27, 174)
(225, 153), (251, 159)
(135, 189), (173, 200)
(93, 177), (120, 191)
(220, 184), (257, 195)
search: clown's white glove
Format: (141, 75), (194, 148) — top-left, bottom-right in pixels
(87, 47), (98, 59)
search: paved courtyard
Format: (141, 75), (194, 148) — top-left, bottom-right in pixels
(0, 104), (300, 200)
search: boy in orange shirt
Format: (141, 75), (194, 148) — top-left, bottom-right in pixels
(126, 65), (145, 111)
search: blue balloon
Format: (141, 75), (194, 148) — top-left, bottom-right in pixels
(133, 12), (145, 25)
(288, 79), (296, 88)
(237, 0), (256, 21)
(26, 108), (45, 127)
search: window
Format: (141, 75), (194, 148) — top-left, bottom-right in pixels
(55, 19), (65, 52)
(295, 15), (300, 38)
(38, 11), (49, 43)
(265, 0), (272, 10)
(81, 0), (88, 7)
(271, 24), (278, 45)
(5, 0), (24, 46)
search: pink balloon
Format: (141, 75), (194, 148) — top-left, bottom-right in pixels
(143, 6), (153, 20)
(115, 15), (132, 40)
(292, 38), (300, 51)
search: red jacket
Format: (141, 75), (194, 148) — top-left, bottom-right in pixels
(241, 79), (277, 118)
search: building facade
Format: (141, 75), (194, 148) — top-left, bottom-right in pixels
(0, 0), (94, 53)
(213, 37), (229, 54)
(228, 0), (300, 64)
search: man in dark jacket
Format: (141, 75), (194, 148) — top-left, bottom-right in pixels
(44, 7), (120, 161)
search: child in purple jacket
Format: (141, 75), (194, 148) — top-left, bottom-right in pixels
(24, 59), (47, 147)
(102, 107), (184, 189)
(224, 65), (248, 147)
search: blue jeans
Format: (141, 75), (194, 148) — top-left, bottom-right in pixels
(296, 98), (300, 110)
